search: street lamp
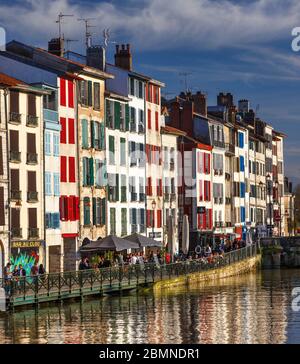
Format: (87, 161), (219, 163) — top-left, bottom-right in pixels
(151, 199), (156, 238)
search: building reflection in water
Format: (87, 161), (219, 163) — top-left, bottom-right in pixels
(1, 270), (299, 344)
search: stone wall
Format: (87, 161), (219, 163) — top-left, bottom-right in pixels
(153, 255), (261, 290)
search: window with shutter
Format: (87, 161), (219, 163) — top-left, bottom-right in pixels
(45, 213), (51, 229)
(93, 82), (100, 110)
(147, 109), (151, 130)
(81, 119), (88, 148)
(60, 156), (67, 182)
(27, 93), (36, 117)
(109, 136), (115, 165)
(121, 208), (127, 236)
(101, 198), (106, 225)
(60, 117), (67, 144)
(45, 172), (52, 196)
(114, 102), (121, 130)
(69, 157), (76, 183)
(87, 81), (93, 106)
(83, 197), (91, 226)
(60, 78), (66, 107)
(89, 158), (94, 185)
(45, 132), (51, 155)
(54, 173), (60, 196)
(68, 80), (74, 108)
(9, 130), (19, 152)
(28, 208), (37, 228)
(10, 91), (19, 113)
(68, 118), (75, 144)
(99, 123), (105, 150)
(92, 197), (97, 226)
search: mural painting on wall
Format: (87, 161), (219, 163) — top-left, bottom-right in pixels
(10, 242), (41, 276)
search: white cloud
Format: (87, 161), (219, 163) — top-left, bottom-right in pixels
(0, 0), (299, 51)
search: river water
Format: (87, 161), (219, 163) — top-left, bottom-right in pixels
(1, 269), (300, 344)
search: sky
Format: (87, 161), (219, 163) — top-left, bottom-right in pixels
(0, 0), (299, 187)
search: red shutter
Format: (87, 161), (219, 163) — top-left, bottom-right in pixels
(61, 156), (67, 182)
(157, 210), (162, 228)
(60, 196), (68, 221)
(147, 177), (152, 196)
(75, 196), (80, 221)
(146, 210), (151, 227)
(60, 78), (66, 107)
(148, 109), (151, 130)
(204, 181), (207, 201)
(68, 80), (74, 108)
(155, 111), (159, 131)
(159, 179), (162, 196)
(68, 196), (75, 221)
(207, 154), (211, 174)
(69, 157), (75, 183)
(199, 180), (203, 201)
(197, 214), (201, 229)
(68, 118), (75, 144)
(152, 85), (155, 104)
(208, 181), (211, 201)
(60, 117), (67, 144)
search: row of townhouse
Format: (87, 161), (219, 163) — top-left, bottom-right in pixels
(0, 37), (294, 276)
(166, 91), (291, 251)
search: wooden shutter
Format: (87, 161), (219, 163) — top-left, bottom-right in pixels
(89, 158), (94, 185)
(101, 198), (106, 225)
(82, 119), (88, 148)
(10, 130), (19, 152)
(0, 136), (3, 175)
(93, 82), (100, 110)
(11, 208), (20, 228)
(114, 102), (120, 129)
(68, 118), (75, 144)
(68, 196), (75, 221)
(157, 210), (162, 228)
(125, 104), (130, 131)
(147, 109), (151, 129)
(60, 117), (67, 144)
(60, 156), (67, 182)
(10, 169), (19, 191)
(155, 111), (159, 131)
(69, 157), (75, 183)
(27, 171), (36, 192)
(27, 133), (36, 154)
(28, 208), (37, 228)
(88, 81), (93, 106)
(68, 80), (74, 108)
(60, 78), (66, 106)
(10, 91), (19, 113)
(91, 120), (95, 148)
(0, 187), (5, 226)
(27, 93), (36, 116)
(92, 197), (97, 226)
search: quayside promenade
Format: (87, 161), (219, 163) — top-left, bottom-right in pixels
(1, 244), (259, 312)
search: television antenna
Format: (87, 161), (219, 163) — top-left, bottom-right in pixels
(179, 72), (192, 93)
(103, 28), (116, 48)
(56, 12), (74, 39)
(78, 18), (97, 48)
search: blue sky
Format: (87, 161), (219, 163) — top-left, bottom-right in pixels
(0, 0), (299, 186)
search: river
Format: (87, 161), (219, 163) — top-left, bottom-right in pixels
(1, 269), (300, 344)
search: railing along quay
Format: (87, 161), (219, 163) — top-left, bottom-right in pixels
(0, 244), (258, 310)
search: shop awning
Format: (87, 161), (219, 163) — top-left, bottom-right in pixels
(80, 235), (139, 252)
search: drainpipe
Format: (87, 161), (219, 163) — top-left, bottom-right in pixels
(3, 88), (11, 262)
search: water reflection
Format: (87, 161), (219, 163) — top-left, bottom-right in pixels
(1, 270), (300, 344)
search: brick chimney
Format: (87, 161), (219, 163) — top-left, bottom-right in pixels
(192, 91), (207, 117)
(87, 46), (106, 71)
(115, 44), (132, 71)
(169, 101), (181, 129)
(217, 92), (234, 108)
(48, 38), (64, 57)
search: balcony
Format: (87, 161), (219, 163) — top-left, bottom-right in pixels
(9, 112), (21, 124)
(28, 228), (39, 239)
(27, 191), (38, 202)
(11, 227), (22, 239)
(27, 153), (38, 165)
(26, 115), (38, 127)
(131, 192), (138, 202)
(213, 140), (225, 149)
(10, 151), (21, 163)
(225, 143), (235, 155)
(11, 190), (22, 201)
(139, 193), (145, 202)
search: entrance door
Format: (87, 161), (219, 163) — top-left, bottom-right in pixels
(49, 246), (61, 273)
(63, 238), (76, 272)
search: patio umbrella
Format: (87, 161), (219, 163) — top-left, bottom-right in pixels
(182, 214), (189, 255)
(125, 233), (162, 248)
(80, 235), (139, 252)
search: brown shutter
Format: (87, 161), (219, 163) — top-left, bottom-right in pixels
(9, 130), (19, 152)
(10, 169), (19, 190)
(10, 91), (19, 113)
(0, 136), (3, 175)
(27, 93), (36, 116)
(27, 171), (36, 192)
(11, 208), (20, 228)
(27, 133), (36, 154)
(0, 187), (5, 226)
(28, 208), (37, 228)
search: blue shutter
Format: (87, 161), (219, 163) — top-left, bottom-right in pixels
(45, 213), (51, 229)
(45, 132), (51, 155)
(53, 133), (59, 156)
(240, 156), (245, 172)
(53, 213), (60, 229)
(240, 182), (245, 198)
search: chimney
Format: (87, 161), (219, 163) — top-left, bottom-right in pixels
(48, 38), (64, 57)
(192, 91), (207, 117)
(182, 100), (194, 138)
(238, 99), (250, 113)
(86, 46), (106, 71)
(217, 92), (234, 108)
(115, 43), (132, 71)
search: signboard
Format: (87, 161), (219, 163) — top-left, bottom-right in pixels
(197, 206), (206, 214)
(11, 241), (42, 249)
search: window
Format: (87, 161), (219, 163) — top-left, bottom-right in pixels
(53, 134), (59, 156)
(60, 78), (66, 106)
(240, 182), (245, 198)
(45, 172), (52, 196)
(43, 89), (57, 111)
(109, 136), (115, 164)
(95, 159), (107, 187)
(60, 117), (67, 144)
(238, 132), (244, 148)
(121, 175), (127, 202)
(106, 100), (114, 128)
(45, 132), (51, 155)
(68, 118), (75, 144)
(80, 80), (88, 106)
(83, 197), (91, 226)
(130, 107), (136, 132)
(108, 174), (119, 202)
(120, 138), (126, 166)
(68, 80), (74, 108)
(82, 157), (94, 186)
(121, 208), (127, 236)
(93, 82), (100, 110)
(147, 109), (151, 130)
(138, 81), (143, 99)
(129, 78), (135, 96)
(82, 119), (89, 148)
(60, 156), (67, 182)
(155, 111), (159, 131)
(69, 157), (76, 183)
(240, 156), (245, 172)
(92, 198), (102, 226)
(54, 173), (60, 196)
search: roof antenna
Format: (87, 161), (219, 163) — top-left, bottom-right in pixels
(179, 72), (192, 93)
(78, 18), (97, 48)
(102, 28), (116, 48)
(56, 12), (74, 39)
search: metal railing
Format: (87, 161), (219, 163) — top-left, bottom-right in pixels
(0, 244), (257, 307)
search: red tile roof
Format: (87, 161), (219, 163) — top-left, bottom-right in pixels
(0, 72), (26, 87)
(161, 125), (187, 136)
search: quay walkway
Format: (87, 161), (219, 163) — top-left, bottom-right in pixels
(1, 244), (258, 311)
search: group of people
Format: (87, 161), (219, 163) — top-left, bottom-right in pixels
(3, 262), (46, 280)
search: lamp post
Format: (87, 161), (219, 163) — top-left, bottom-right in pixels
(151, 199), (156, 239)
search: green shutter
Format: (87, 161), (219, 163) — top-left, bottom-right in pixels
(82, 158), (87, 186)
(114, 101), (121, 130)
(100, 123), (105, 150)
(84, 197), (90, 225)
(105, 99), (109, 127)
(82, 119), (88, 148)
(92, 197), (97, 226)
(101, 198), (106, 225)
(89, 158), (94, 185)
(125, 104), (130, 131)
(91, 120), (95, 148)
(88, 81), (93, 106)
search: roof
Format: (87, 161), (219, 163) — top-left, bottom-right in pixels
(161, 125), (187, 137)
(184, 134), (213, 151)
(0, 72), (26, 87)
(0, 72), (50, 95)
(105, 90), (131, 102)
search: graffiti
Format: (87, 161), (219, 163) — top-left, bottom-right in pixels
(10, 250), (39, 276)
